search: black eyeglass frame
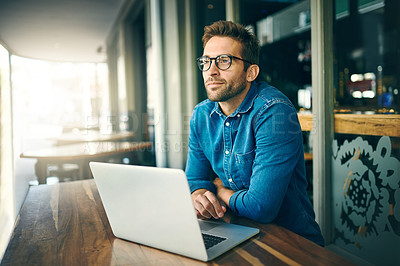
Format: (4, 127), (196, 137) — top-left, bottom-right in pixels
(196, 54), (253, 72)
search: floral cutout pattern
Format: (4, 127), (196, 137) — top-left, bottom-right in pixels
(332, 136), (400, 265)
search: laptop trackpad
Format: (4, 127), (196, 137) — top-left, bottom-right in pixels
(199, 220), (223, 231)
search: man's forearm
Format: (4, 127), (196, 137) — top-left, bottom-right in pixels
(213, 178), (235, 207)
(217, 187), (234, 207)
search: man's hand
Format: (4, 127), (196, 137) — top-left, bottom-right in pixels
(191, 189), (226, 220)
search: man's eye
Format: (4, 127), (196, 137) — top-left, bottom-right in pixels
(218, 56), (230, 64)
(200, 59), (210, 65)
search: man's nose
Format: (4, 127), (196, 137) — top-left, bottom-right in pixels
(208, 60), (220, 75)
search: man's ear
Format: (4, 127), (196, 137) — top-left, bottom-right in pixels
(246, 65), (260, 82)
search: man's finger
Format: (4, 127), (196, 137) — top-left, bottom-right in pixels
(196, 194), (220, 219)
(203, 191), (225, 218)
(193, 199), (212, 219)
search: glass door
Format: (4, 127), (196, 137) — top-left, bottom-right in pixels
(331, 0), (400, 264)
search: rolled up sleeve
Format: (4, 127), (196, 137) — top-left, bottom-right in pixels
(228, 102), (303, 223)
(185, 110), (216, 194)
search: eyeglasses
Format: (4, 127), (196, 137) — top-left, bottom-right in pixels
(196, 54), (253, 72)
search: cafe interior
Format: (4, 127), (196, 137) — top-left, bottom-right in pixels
(0, 0), (399, 265)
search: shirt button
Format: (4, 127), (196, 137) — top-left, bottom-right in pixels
(225, 122), (230, 126)
(225, 150), (229, 155)
(228, 178), (233, 182)
(237, 114), (240, 117)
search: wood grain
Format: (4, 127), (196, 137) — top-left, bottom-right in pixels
(334, 114), (400, 136)
(298, 113), (400, 137)
(1, 180), (355, 266)
(304, 152), (313, 161)
(298, 112), (314, 132)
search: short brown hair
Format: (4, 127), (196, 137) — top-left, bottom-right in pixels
(202, 20), (260, 69)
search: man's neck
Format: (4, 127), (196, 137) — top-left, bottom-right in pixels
(218, 85), (251, 116)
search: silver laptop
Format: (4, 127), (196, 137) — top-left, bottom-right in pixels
(89, 162), (259, 262)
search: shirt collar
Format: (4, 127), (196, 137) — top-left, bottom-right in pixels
(209, 82), (258, 118)
(210, 103), (222, 117)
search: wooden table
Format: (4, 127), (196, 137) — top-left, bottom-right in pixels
(20, 141), (152, 184)
(50, 131), (135, 145)
(1, 180), (353, 265)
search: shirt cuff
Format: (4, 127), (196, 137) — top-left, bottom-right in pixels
(228, 190), (239, 214)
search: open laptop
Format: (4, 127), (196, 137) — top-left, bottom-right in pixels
(89, 162), (259, 262)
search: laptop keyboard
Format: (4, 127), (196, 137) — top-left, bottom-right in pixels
(202, 233), (227, 249)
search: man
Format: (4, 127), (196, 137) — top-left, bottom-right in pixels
(185, 20), (324, 246)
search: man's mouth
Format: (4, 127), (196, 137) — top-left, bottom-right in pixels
(206, 79), (225, 89)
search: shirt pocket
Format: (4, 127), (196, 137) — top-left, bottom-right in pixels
(234, 149), (255, 188)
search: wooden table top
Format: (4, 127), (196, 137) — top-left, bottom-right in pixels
(20, 141), (152, 160)
(49, 131), (135, 145)
(1, 180), (353, 265)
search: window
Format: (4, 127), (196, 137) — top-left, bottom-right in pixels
(11, 57), (109, 153)
(0, 43), (14, 262)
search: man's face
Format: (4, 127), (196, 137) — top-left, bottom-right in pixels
(202, 36), (248, 102)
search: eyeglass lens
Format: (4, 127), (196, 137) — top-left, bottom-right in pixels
(197, 55), (232, 71)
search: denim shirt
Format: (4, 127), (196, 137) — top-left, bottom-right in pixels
(185, 81), (324, 246)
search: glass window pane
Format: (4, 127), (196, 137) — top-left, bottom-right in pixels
(331, 1), (400, 264)
(11, 57), (109, 152)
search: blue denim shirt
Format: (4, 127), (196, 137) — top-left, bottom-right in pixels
(185, 81), (324, 246)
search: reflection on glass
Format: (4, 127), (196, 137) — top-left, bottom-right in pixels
(334, 0), (399, 114)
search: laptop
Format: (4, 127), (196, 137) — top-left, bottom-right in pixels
(89, 162), (259, 262)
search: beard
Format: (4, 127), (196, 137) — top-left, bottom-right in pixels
(205, 74), (247, 102)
